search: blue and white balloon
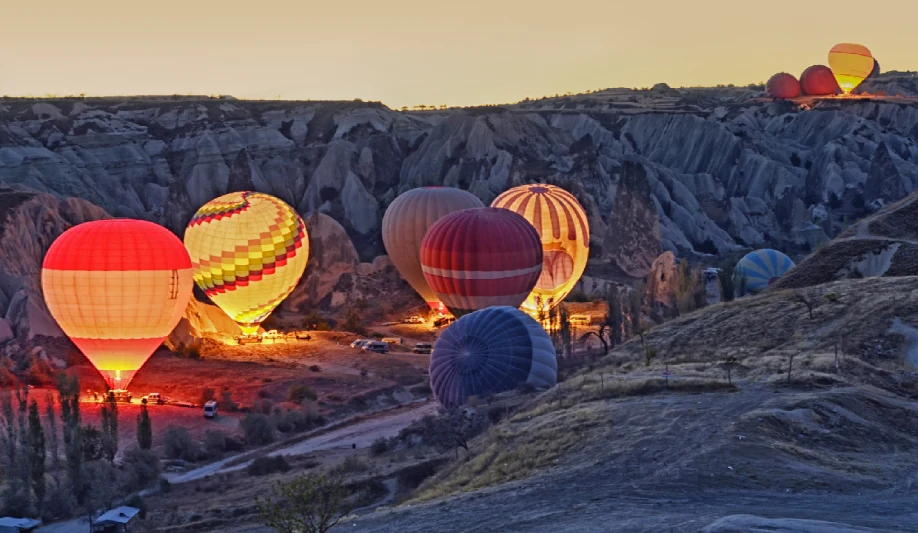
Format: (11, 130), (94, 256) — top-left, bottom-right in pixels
(430, 306), (557, 408)
(736, 249), (795, 293)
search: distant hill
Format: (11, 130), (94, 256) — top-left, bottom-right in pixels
(1, 72), (917, 286)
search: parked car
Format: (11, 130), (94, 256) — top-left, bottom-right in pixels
(106, 389), (133, 403)
(141, 392), (164, 405)
(403, 315), (425, 324)
(203, 400), (218, 419)
(362, 341), (389, 354)
(350, 339), (370, 349)
(412, 342), (433, 354)
(381, 337), (402, 345)
(434, 316), (455, 328)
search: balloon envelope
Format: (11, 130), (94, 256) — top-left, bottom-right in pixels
(382, 187), (484, 313)
(491, 184), (589, 314)
(430, 306), (557, 408)
(800, 65), (840, 96)
(735, 249), (795, 294)
(184, 192), (309, 334)
(828, 43), (874, 94)
(42, 220), (193, 389)
(766, 73), (801, 99)
(420, 208), (543, 317)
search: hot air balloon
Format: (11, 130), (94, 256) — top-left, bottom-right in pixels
(42, 220), (193, 389)
(420, 207), (542, 317)
(735, 249), (795, 294)
(382, 187), (484, 314)
(184, 191), (308, 335)
(828, 43), (874, 95)
(430, 306), (556, 408)
(766, 73), (801, 99)
(491, 184), (589, 315)
(800, 65), (840, 96)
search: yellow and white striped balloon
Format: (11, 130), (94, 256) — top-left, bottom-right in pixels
(491, 184), (590, 314)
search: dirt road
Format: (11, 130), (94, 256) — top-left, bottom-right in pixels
(165, 400), (437, 484)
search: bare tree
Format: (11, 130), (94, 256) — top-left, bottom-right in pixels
(722, 356), (738, 385)
(792, 289), (818, 320)
(421, 408), (487, 459)
(257, 473), (352, 533)
(557, 305), (572, 358)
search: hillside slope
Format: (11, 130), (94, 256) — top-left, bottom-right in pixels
(776, 191), (918, 289)
(352, 277), (918, 532)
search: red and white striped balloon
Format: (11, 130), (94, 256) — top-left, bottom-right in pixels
(420, 207), (543, 317)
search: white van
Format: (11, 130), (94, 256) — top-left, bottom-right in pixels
(363, 341), (389, 354)
(203, 400), (218, 419)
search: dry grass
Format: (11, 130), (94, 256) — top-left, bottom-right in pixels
(412, 407), (600, 502)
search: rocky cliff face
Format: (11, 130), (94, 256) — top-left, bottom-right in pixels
(0, 186), (108, 339)
(1, 76), (916, 285)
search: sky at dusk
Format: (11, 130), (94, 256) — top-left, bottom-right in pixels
(2, 0), (915, 108)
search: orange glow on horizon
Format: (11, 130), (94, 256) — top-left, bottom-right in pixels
(1, 1), (914, 109)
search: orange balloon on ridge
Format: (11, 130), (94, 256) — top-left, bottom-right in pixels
(828, 43), (874, 94)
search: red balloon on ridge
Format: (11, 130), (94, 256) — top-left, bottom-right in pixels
(800, 65), (840, 96)
(766, 73), (801, 99)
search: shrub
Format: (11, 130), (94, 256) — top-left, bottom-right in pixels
(121, 447), (161, 489)
(396, 461), (441, 492)
(200, 388), (216, 405)
(564, 289), (590, 302)
(253, 398), (275, 415)
(224, 434), (245, 452)
(302, 312), (330, 331)
(203, 430), (228, 459)
(125, 494), (147, 519)
(274, 409), (315, 433)
(336, 456), (368, 473)
(308, 365), (321, 373)
(340, 308), (367, 335)
(370, 437), (389, 456)
(219, 389), (238, 412)
(241, 413), (276, 445)
(287, 384), (318, 404)
(247, 455), (291, 476)
(163, 426), (200, 461)
(159, 477), (171, 493)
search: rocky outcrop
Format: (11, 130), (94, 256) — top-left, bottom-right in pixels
(1, 78), (917, 283)
(644, 251), (678, 312)
(0, 186), (108, 339)
(774, 192), (918, 289)
(283, 211), (359, 312)
(166, 298), (242, 350)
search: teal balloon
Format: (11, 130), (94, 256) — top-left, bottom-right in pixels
(736, 249), (794, 293)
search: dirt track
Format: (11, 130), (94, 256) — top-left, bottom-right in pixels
(165, 400), (436, 484)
